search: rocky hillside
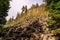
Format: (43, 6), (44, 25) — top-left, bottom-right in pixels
(1, 4), (58, 40)
(4, 4), (48, 28)
(2, 17), (54, 40)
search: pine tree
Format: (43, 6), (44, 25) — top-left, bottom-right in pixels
(0, 0), (10, 33)
(43, 0), (60, 34)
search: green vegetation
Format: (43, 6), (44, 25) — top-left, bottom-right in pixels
(4, 0), (60, 35)
(53, 28), (60, 34)
(0, 0), (60, 40)
(44, 0), (60, 34)
(0, 0), (10, 33)
(2, 0), (60, 39)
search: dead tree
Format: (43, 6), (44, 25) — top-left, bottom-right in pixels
(21, 6), (27, 13)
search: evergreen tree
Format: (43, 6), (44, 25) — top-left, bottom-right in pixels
(36, 3), (39, 7)
(43, 0), (60, 34)
(22, 6), (27, 13)
(0, 0), (10, 33)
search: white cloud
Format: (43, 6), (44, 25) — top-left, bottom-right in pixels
(6, 0), (43, 20)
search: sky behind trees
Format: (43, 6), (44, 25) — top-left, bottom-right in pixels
(6, 0), (43, 20)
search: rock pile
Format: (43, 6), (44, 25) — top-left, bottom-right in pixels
(2, 17), (56, 40)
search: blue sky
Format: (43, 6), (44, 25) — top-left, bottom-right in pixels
(6, 0), (44, 20)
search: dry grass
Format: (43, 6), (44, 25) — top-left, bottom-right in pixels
(4, 4), (48, 28)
